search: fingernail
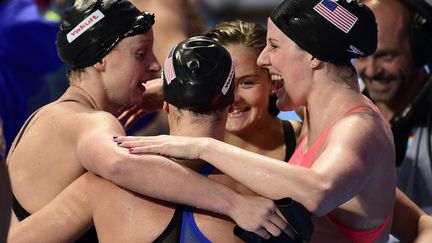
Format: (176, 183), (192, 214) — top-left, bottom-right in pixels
(117, 142), (122, 146)
(113, 136), (118, 139)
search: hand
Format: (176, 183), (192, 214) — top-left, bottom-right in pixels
(415, 229), (432, 243)
(230, 194), (294, 239)
(114, 135), (204, 160)
(117, 78), (164, 129)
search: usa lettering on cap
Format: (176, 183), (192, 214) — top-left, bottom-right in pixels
(221, 63), (234, 95)
(67, 10), (105, 43)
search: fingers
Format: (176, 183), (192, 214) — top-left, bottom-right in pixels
(262, 220), (282, 238)
(271, 209), (297, 239)
(254, 228), (271, 240)
(112, 136), (160, 154)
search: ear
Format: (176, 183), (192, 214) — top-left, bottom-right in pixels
(93, 58), (106, 71)
(310, 57), (322, 69)
(163, 102), (169, 113)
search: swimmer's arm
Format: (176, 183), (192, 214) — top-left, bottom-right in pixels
(392, 188), (431, 242)
(77, 114), (282, 235)
(201, 116), (391, 215)
(7, 176), (93, 243)
(119, 114), (391, 215)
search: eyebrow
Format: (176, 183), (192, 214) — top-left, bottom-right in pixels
(268, 38), (279, 43)
(235, 73), (260, 81)
(373, 49), (397, 57)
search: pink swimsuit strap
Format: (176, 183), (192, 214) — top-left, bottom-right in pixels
(328, 213), (393, 243)
(289, 105), (373, 168)
(289, 104), (392, 242)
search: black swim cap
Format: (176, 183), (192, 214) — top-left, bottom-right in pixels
(271, 0), (377, 64)
(163, 36), (235, 113)
(56, 0), (155, 69)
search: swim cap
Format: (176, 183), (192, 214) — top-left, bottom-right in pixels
(56, 0), (154, 69)
(163, 36), (235, 113)
(271, 0), (377, 64)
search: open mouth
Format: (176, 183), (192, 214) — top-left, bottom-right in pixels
(271, 74), (285, 92)
(138, 82), (147, 93)
(230, 107), (250, 114)
(229, 106), (251, 118)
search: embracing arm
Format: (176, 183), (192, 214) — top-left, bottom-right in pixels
(7, 174), (93, 243)
(117, 114), (394, 216)
(392, 188), (432, 242)
(77, 113), (284, 236)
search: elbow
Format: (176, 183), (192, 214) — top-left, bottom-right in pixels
(302, 180), (334, 216)
(93, 155), (128, 180)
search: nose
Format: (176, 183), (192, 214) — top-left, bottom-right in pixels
(148, 51), (161, 73)
(233, 83), (242, 103)
(257, 45), (270, 68)
(355, 56), (382, 79)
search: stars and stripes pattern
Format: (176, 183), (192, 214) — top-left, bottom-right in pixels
(163, 48), (176, 84)
(313, 0), (358, 33)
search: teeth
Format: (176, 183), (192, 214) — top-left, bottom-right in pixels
(271, 74), (283, 81)
(230, 108), (246, 114)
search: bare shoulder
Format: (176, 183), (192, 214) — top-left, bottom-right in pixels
(327, 108), (394, 163)
(51, 102), (124, 135)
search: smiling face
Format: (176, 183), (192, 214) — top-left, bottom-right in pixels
(224, 44), (273, 134)
(101, 29), (161, 107)
(355, 0), (419, 110)
(257, 19), (312, 111)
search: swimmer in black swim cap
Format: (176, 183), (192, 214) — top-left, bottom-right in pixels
(162, 36), (235, 113)
(56, 0), (155, 69)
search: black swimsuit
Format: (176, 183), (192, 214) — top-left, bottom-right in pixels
(10, 100), (99, 243)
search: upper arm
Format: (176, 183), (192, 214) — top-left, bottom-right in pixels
(75, 112), (126, 176)
(310, 113), (393, 208)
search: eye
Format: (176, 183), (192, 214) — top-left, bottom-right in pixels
(239, 79), (255, 88)
(135, 51), (146, 60)
(374, 50), (396, 63)
(270, 44), (278, 50)
(380, 53), (395, 62)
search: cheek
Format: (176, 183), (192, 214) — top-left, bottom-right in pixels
(249, 89), (270, 111)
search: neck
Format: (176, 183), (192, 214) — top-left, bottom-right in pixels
(169, 114), (226, 141)
(67, 72), (124, 115)
(304, 71), (363, 142)
(64, 85), (99, 110)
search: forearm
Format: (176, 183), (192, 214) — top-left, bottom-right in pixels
(392, 188), (426, 242)
(198, 138), (328, 212)
(78, 130), (243, 218)
(100, 153), (241, 218)
(7, 188), (92, 243)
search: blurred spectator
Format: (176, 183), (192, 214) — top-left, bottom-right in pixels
(129, 0), (206, 136)
(356, 0), (432, 214)
(0, 0), (62, 154)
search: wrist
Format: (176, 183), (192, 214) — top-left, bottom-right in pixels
(196, 137), (213, 160)
(225, 192), (244, 220)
